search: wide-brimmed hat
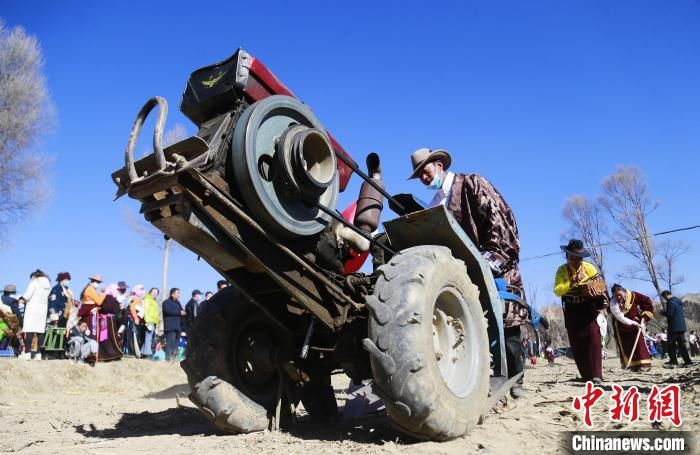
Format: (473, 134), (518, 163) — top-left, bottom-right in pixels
(89, 274), (103, 283)
(407, 148), (452, 180)
(3, 284), (16, 294)
(560, 239), (591, 258)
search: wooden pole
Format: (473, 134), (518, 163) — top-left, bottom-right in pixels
(159, 236), (170, 334)
(625, 321), (644, 369)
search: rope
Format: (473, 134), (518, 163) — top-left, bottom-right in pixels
(521, 224), (700, 261)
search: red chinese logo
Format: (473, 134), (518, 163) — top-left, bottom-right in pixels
(572, 381), (605, 426)
(609, 385), (640, 422)
(573, 383), (682, 427)
(648, 384), (682, 427)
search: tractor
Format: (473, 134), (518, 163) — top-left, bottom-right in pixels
(112, 48), (522, 441)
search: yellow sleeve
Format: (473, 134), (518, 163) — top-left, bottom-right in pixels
(582, 262), (599, 281)
(84, 286), (105, 306)
(553, 265), (570, 297)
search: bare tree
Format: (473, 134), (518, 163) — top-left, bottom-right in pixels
(655, 239), (690, 293)
(0, 20), (55, 243)
(562, 195), (607, 279)
(598, 166), (662, 295)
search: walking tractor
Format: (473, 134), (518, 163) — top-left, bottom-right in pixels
(112, 49), (523, 441)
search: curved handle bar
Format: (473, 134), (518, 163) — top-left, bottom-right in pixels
(124, 96), (168, 181)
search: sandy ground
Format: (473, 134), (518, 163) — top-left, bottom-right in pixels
(0, 355), (698, 454)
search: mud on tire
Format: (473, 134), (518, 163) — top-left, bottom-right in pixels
(363, 246), (490, 441)
(181, 287), (289, 433)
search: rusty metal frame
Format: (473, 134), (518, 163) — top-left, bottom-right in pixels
(173, 169), (357, 330)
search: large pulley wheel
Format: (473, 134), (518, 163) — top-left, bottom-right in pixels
(231, 95), (339, 237)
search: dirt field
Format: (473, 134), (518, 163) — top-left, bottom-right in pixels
(0, 355), (698, 454)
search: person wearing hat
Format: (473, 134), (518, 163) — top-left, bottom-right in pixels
(553, 239), (607, 383)
(48, 272), (74, 328)
(116, 281), (130, 311)
(1, 284), (20, 320)
(409, 147), (527, 398)
(81, 274), (105, 308)
(184, 289), (203, 339)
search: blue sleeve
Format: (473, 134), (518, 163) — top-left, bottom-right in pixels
(666, 300), (676, 319)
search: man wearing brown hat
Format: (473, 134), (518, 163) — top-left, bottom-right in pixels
(409, 147), (527, 398)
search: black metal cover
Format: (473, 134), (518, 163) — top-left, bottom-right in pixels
(180, 49), (248, 126)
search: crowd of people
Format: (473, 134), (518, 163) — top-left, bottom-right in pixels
(553, 239), (696, 385)
(0, 269), (228, 364)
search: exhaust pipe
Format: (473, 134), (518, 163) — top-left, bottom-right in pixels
(354, 153), (384, 234)
(336, 153), (384, 253)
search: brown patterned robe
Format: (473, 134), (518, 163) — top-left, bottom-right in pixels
(446, 173), (526, 327)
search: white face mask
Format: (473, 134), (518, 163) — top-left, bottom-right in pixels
(61, 279), (70, 288)
(92, 281), (101, 290)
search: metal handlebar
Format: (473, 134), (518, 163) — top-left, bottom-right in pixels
(125, 96), (168, 182)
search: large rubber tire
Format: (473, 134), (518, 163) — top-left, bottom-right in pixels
(181, 287), (290, 433)
(363, 246), (490, 441)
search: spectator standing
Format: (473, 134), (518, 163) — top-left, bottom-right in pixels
(656, 332), (667, 359)
(660, 290), (693, 368)
(162, 288), (184, 359)
(115, 281), (129, 310)
(520, 338), (529, 365)
(217, 280), (228, 291)
(689, 330), (699, 357)
(199, 291), (214, 315)
(48, 272), (73, 328)
(19, 269), (51, 360)
(141, 288), (160, 358)
(124, 284), (146, 357)
(184, 290), (202, 338)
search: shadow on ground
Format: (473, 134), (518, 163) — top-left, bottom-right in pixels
(75, 407), (225, 438)
(75, 406), (413, 444)
(285, 414), (414, 445)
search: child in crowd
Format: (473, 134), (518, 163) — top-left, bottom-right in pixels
(68, 319), (98, 362)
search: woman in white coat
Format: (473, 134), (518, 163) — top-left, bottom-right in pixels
(19, 269), (51, 360)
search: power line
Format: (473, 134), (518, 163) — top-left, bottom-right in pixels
(521, 224), (700, 262)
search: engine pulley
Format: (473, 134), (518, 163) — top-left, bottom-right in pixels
(231, 95), (339, 237)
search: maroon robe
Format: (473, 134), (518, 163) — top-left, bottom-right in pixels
(564, 299), (602, 380)
(613, 291), (654, 370)
(77, 295), (123, 362)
